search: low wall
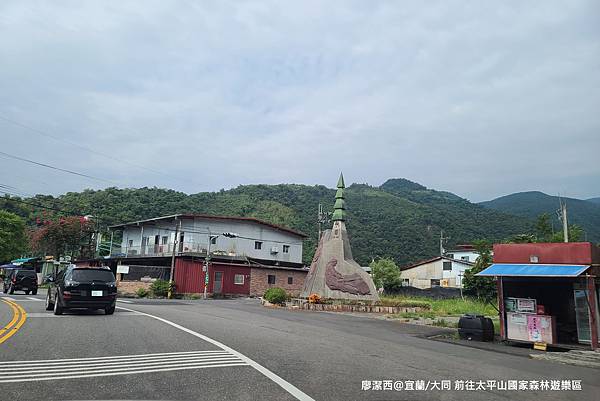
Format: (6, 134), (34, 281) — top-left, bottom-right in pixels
(288, 302), (426, 314)
(117, 280), (152, 296)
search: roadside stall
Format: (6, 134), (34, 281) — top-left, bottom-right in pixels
(477, 242), (599, 350)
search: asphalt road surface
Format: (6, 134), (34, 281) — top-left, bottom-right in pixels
(1, 291), (599, 401)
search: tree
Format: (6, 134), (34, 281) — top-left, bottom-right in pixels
(535, 213), (553, 242)
(0, 210), (27, 263)
(463, 240), (496, 303)
(30, 216), (94, 259)
(369, 258), (402, 293)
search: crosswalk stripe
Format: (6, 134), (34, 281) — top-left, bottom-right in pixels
(1, 352), (234, 369)
(0, 362), (249, 383)
(1, 350), (228, 365)
(0, 356), (244, 376)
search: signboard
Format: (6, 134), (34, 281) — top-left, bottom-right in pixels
(116, 265), (130, 274)
(516, 298), (536, 314)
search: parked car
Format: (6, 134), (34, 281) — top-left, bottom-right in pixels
(2, 269), (38, 295)
(45, 265), (117, 315)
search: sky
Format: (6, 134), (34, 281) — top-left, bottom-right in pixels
(0, 1), (599, 203)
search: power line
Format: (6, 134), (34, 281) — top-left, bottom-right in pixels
(0, 151), (115, 184)
(0, 114), (204, 187)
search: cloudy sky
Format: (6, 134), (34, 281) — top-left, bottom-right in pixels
(0, 1), (598, 202)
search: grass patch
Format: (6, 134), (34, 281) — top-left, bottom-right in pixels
(383, 295), (497, 319)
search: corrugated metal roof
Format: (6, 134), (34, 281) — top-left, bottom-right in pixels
(476, 263), (589, 277)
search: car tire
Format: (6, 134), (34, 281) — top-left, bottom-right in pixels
(45, 291), (54, 311)
(53, 294), (63, 315)
(105, 305), (115, 315)
(32, 289), (37, 295)
(25, 290), (30, 295)
(8, 285), (14, 294)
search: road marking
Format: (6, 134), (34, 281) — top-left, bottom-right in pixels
(0, 299), (27, 344)
(0, 297), (16, 301)
(26, 297), (43, 301)
(0, 350), (249, 383)
(118, 306), (315, 401)
(117, 299), (133, 303)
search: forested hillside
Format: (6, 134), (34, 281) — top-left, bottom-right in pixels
(479, 191), (600, 242)
(1, 179), (533, 266)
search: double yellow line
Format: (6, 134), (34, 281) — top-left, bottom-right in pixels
(0, 299), (27, 344)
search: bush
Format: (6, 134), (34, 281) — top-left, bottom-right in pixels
(263, 287), (288, 305)
(150, 280), (173, 297)
(136, 287), (149, 298)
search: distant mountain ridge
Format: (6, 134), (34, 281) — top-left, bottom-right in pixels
(479, 191), (600, 242)
(1, 178), (534, 266)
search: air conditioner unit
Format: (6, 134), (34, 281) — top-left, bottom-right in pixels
(270, 246), (279, 254)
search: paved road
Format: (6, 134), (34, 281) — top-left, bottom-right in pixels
(1, 291), (598, 401)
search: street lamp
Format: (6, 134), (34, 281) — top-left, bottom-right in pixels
(203, 232), (238, 299)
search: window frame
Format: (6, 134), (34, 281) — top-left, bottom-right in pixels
(267, 274), (276, 284)
(233, 274), (244, 285)
(282, 245), (290, 254)
(431, 279), (441, 287)
(442, 261), (452, 271)
(287, 276), (293, 285)
(255, 241), (263, 250)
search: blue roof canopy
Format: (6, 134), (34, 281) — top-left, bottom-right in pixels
(476, 263), (589, 277)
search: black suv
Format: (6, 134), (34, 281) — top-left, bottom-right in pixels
(45, 265), (117, 315)
(2, 269), (38, 295)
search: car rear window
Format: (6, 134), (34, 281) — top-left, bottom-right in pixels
(17, 270), (37, 277)
(72, 269), (115, 282)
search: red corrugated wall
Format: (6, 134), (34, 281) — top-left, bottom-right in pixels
(208, 262), (250, 295)
(493, 242), (599, 264)
(174, 259), (250, 295)
(174, 259), (203, 293)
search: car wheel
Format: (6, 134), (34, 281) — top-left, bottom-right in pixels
(25, 290), (30, 295)
(32, 289), (37, 295)
(45, 291), (54, 311)
(53, 293), (63, 315)
(8, 285), (14, 294)
(105, 305), (115, 315)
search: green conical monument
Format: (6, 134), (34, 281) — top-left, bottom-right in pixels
(332, 172), (346, 221)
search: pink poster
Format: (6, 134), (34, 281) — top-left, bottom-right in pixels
(527, 315), (554, 343)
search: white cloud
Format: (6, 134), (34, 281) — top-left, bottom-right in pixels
(0, 0), (598, 201)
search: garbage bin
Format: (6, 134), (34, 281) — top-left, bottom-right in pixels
(458, 314), (494, 341)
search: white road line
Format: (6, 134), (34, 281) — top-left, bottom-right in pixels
(2, 352), (233, 369)
(0, 296), (16, 301)
(117, 299), (133, 303)
(26, 297), (43, 301)
(0, 362), (248, 383)
(1, 350), (227, 365)
(0, 357), (245, 377)
(25, 312), (144, 318)
(117, 306), (315, 401)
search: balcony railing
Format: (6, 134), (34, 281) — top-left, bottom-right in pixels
(112, 242), (209, 257)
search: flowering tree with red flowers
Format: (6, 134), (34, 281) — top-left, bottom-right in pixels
(29, 216), (94, 259)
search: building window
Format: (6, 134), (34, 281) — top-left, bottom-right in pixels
(161, 236), (168, 245)
(461, 256), (469, 261)
(211, 236), (217, 245)
(431, 279), (441, 287)
(287, 276), (293, 284)
(128, 239), (134, 248)
(402, 278), (410, 287)
(268, 274), (276, 284)
(443, 261), (452, 271)
(255, 241), (263, 250)
(446, 253), (454, 259)
(283, 245), (290, 253)
(234, 274), (244, 285)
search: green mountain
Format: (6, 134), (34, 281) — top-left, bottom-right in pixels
(479, 191), (600, 242)
(1, 179), (533, 266)
(587, 197), (600, 205)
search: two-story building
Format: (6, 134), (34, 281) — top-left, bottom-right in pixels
(101, 214), (309, 297)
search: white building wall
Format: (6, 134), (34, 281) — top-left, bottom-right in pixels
(402, 258), (473, 289)
(117, 216), (303, 264)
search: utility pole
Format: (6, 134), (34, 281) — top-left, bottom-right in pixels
(317, 203), (331, 240)
(439, 230), (450, 256)
(560, 199), (569, 243)
(168, 219), (181, 299)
